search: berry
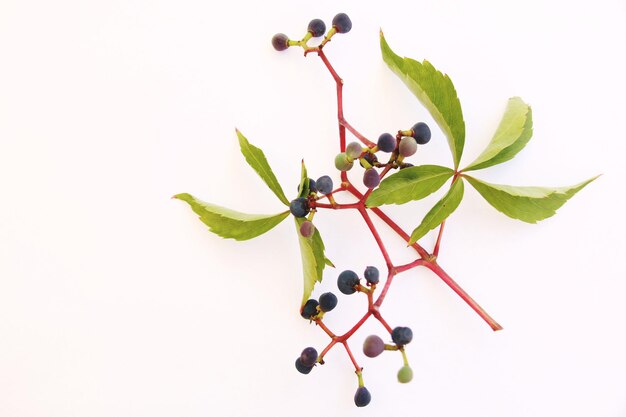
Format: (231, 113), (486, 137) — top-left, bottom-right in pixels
(299, 220), (315, 238)
(301, 299), (319, 319)
(363, 335), (385, 358)
(289, 197), (310, 218)
(363, 266), (379, 285)
(397, 365), (413, 383)
(377, 133), (396, 153)
(337, 270), (359, 294)
(399, 136), (417, 157)
(297, 178), (316, 194)
(271, 33), (290, 51)
(354, 386), (371, 407)
(295, 357), (313, 374)
(359, 152), (378, 168)
(307, 19), (326, 37)
(363, 168), (380, 189)
(316, 175), (333, 195)
(319, 292), (338, 312)
(332, 13), (352, 34)
(411, 122), (431, 145)
(391, 326), (413, 345)
(346, 142), (363, 159)
(334, 152), (354, 171)
(300, 347), (318, 367)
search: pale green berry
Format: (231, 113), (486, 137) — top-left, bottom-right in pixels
(346, 142), (363, 160)
(334, 152), (354, 171)
(397, 365), (413, 383)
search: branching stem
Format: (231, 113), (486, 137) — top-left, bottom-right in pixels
(303, 42), (501, 370)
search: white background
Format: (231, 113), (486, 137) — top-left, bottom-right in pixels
(1, 0), (625, 416)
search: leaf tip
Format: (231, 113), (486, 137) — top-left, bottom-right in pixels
(172, 193), (188, 200)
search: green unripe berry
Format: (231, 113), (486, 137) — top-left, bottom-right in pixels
(397, 365), (413, 383)
(334, 152), (354, 171)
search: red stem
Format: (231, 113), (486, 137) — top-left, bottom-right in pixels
(424, 261), (503, 331)
(433, 220), (446, 257)
(342, 341), (362, 372)
(358, 207), (393, 269)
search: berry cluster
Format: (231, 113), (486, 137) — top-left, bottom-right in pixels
(297, 264), (417, 406)
(275, 15), (438, 407)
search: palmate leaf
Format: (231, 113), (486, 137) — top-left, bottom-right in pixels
(380, 32), (465, 168)
(464, 176), (599, 223)
(366, 165), (454, 207)
(237, 129), (290, 206)
(409, 179), (464, 244)
(464, 97), (533, 171)
(174, 193), (289, 240)
(295, 217), (331, 306)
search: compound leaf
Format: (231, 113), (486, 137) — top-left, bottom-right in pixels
(464, 97), (533, 171)
(295, 217), (330, 306)
(380, 32), (465, 168)
(237, 129), (290, 206)
(409, 179), (464, 244)
(174, 193), (289, 240)
(366, 165), (454, 207)
(464, 175), (598, 223)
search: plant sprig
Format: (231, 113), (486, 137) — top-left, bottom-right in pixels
(176, 13), (597, 407)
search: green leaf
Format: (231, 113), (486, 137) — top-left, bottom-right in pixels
(464, 97), (533, 171)
(464, 175), (599, 223)
(237, 129), (290, 206)
(297, 160), (310, 198)
(174, 193), (289, 240)
(409, 180), (464, 244)
(380, 32), (465, 168)
(366, 165), (454, 207)
(295, 217), (330, 306)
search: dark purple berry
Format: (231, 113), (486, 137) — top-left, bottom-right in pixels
(308, 19), (326, 37)
(300, 347), (318, 367)
(391, 326), (413, 346)
(301, 299), (319, 319)
(297, 178), (317, 195)
(359, 152), (378, 168)
(364, 266), (379, 285)
(377, 133), (396, 153)
(295, 357), (313, 374)
(316, 175), (333, 195)
(299, 221), (315, 238)
(411, 122), (431, 145)
(332, 13), (352, 34)
(271, 33), (289, 51)
(363, 168), (380, 189)
(363, 335), (385, 358)
(354, 386), (371, 407)
(319, 292), (338, 312)
(337, 270), (359, 295)
(290, 197), (309, 218)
